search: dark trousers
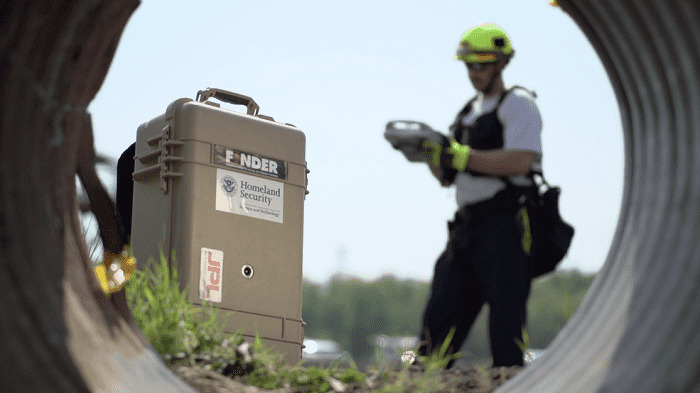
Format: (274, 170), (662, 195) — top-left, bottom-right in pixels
(419, 192), (531, 367)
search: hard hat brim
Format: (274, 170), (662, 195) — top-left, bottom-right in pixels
(456, 52), (498, 63)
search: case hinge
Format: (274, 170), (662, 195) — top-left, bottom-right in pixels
(132, 124), (184, 194)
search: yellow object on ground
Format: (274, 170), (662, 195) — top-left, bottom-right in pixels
(94, 248), (136, 295)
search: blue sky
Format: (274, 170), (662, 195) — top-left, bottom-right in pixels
(89, 0), (624, 283)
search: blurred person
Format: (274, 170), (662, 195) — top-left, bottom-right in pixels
(418, 23), (542, 368)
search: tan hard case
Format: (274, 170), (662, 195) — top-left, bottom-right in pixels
(130, 88), (308, 363)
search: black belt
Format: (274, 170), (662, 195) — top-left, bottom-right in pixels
(455, 186), (530, 224)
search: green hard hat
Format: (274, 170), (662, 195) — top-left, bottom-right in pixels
(456, 23), (514, 63)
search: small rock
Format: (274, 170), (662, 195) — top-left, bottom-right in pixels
(326, 376), (347, 392)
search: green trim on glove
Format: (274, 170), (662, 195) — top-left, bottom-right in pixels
(422, 139), (444, 168)
(422, 138), (471, 172)
(447, 139), (471, 172)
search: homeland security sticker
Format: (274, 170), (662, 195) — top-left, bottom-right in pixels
(215, 168), (284, 223)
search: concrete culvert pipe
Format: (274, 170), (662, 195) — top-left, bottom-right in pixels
(500, 0), (700, 392)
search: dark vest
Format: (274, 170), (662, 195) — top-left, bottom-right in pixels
(444, 86), (533, 183)
(450, 88), (519, 150)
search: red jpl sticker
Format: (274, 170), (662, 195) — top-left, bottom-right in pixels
(200, 248), (223, 303)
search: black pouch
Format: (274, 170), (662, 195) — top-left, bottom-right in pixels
(523, 177), (575, 278)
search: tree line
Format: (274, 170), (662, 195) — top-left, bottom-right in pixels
(302, 269), (596, 364)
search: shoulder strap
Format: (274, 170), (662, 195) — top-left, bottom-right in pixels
(454, 85), (533, 126)
(450, 95), (478, 143)
(459, 95), (479, 117)
(452, 95), (478, 124)
(497, 85), (537, 107)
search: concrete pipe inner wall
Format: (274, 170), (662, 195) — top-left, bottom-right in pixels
(499, 1), (700, 392)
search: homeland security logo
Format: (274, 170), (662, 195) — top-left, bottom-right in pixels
(220, 175), (237, 194)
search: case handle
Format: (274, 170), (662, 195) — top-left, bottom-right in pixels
(196, 88), (260, 116)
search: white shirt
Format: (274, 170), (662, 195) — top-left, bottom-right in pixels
(453, 87), (543, 207)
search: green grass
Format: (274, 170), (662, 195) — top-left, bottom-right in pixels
(124, 250), (225, 355)
(123, 252), (495, 392)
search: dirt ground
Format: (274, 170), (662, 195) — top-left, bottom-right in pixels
(173, 364), (522, 393)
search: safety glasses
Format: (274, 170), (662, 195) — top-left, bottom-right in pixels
(466, 62), (495, 71)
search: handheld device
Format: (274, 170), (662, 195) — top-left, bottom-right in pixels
(384, 120), (445, 162)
